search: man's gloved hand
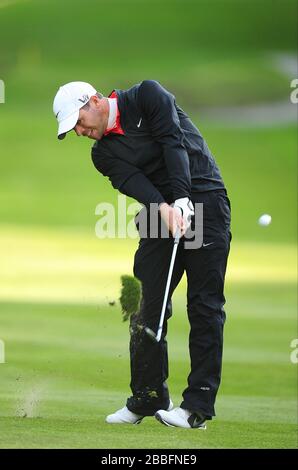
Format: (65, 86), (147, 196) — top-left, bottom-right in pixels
(173, 197), (194, 230)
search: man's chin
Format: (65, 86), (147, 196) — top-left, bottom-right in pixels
(88, 131), (101, 140)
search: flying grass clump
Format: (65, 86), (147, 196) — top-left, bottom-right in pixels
(119, 275), (142, 322)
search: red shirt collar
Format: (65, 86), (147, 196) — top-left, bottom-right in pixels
(104, 91), (125, 136)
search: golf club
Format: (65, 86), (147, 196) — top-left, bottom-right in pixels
(145, 228), (181, 343)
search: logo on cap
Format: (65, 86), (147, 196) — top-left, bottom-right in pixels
(78, 94), (89, 104)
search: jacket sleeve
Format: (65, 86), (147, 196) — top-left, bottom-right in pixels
(138, 80), (191, 200)
(91, 147), (165, 208)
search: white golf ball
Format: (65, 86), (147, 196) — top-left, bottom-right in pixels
(258, 214), (272, 226)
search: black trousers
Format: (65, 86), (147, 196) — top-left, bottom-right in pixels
(126, 189), (231, 418)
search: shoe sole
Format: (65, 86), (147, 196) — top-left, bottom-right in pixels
(106, 419), (143, 425)
(134, 418), (143, 425)
(155, 413), (207, 430)
(105, 416), (144, 425)
(155, 412), (175, 427)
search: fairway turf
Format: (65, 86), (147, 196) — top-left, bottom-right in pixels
(0, 285), (296, 449)
(0, 0), (297, 451)
(0, 231), (296, 448)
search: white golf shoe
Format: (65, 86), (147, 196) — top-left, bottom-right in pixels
(155, 407), (207, 429)
(106, 399), (173, 424)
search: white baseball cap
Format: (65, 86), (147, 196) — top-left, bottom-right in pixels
(53, 81), (97, 140)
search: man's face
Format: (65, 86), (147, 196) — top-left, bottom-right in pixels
(73, 96), (107, 140)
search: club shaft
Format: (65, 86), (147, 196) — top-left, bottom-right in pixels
(156, 232), (180, 342)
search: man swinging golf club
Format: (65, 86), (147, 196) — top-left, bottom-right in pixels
(53, 80), (231, 429)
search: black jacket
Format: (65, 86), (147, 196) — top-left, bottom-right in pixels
(91, 80), (225, 207)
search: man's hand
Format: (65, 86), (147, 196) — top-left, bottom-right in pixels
(173, 197), (194, 231)
(159, 202), (186, 237)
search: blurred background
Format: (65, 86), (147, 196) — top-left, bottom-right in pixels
(0, 0), (297, 449)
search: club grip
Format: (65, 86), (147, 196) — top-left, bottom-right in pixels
(174, 228), (181, 244)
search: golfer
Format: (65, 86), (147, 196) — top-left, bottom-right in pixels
(53, 80), (231, 429)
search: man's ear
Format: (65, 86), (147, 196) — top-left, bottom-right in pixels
(90, 95), (101, 107)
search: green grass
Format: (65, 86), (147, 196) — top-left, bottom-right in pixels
(0, 0), (297, 450)
(0, 0), (296, 108)
(0, 279), (296, 448)
(0, 226), (296, 304)
(0, 228), (296, 448)
(0, 0), (296, 243)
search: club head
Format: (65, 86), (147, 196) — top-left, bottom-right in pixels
(144, 327), (158, 343)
